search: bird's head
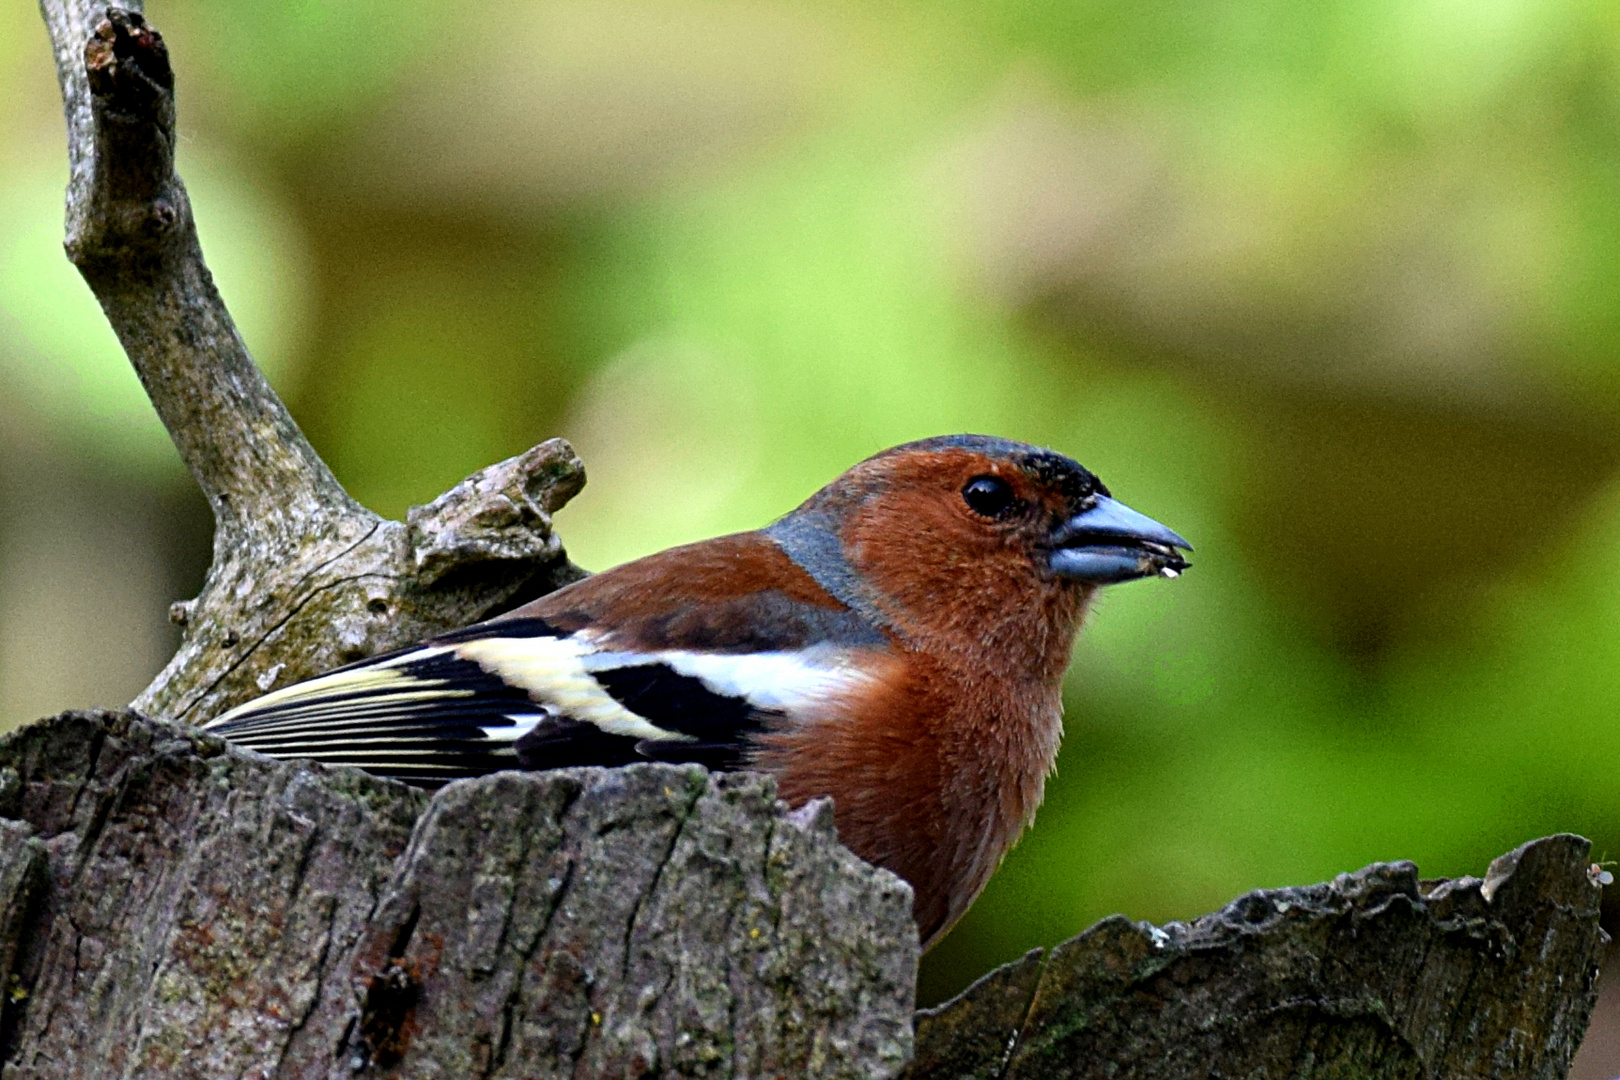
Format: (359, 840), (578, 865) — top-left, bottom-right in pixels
(766, 435), (1190, 655)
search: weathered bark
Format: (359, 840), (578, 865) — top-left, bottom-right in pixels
(909, 835), (1608, 1080)
(0, 710), (918, 1079)
(0, 711), (1606, 1079)
(38, 0), (586, 725)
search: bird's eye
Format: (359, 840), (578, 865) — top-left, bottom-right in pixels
(962, 475), (1017, 518)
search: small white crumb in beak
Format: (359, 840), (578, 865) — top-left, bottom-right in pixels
(1159, 567), (1180, 579)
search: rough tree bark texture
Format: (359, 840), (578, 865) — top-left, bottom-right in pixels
(0, 711), (918, 1079)
(39, 0), (587, 726)
(907, 836), (1608, 1080)
(26, 3), (1610, 1077)
(0, 711), (1606, 1079)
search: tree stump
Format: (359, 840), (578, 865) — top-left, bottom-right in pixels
(0, 711), (916, 1079)
(0, 710), (1606, 1079)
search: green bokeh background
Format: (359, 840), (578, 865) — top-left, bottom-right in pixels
(3, 0), (1619, 1013)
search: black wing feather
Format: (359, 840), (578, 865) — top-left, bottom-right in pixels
(209, 648), (552, 787)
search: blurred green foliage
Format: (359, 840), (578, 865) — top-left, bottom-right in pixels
(5, 0), (1620, 1006)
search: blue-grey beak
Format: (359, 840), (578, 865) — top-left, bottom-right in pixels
(1048, 496), (1192, 584)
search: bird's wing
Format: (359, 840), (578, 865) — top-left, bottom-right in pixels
(204, 533), (891, 786)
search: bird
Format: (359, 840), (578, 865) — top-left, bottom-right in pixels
(205, 434), (1190, 948)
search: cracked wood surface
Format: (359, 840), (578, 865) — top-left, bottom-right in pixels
(907, 834), (1608, 1080)
(38, 0), (588, 725)
(0, 711), (918, 1079)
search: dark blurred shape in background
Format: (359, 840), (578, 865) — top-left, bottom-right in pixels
(3, 0), (1618, 1068)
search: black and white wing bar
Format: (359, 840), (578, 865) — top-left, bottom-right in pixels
(204, 619), (870, 786)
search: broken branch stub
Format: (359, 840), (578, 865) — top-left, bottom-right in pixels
(45, 0), (348, 538)
(146, 436), (586, 727)
(37, 0), (587, 723)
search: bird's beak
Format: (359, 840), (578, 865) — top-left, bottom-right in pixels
(1048, 496), (1192, 584)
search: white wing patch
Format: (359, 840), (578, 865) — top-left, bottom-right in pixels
(581, 644), (874, 714)
(453, 636), (688, 743)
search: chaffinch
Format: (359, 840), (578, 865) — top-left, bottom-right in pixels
(206, 434), (1190, 947)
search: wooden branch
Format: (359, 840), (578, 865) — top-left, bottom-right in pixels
(37, 1), (587, 724)
(42, 0), (351, 534)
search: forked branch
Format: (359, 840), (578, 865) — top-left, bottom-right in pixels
(37, 0), (585, 723)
